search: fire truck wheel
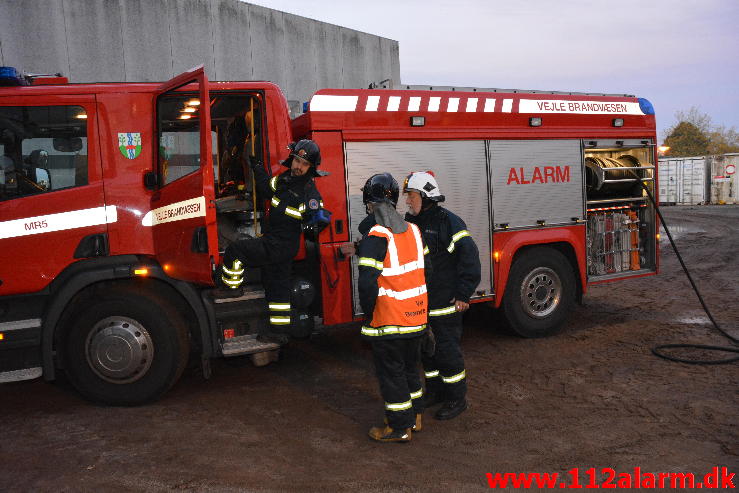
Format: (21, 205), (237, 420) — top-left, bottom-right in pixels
(63, 288), (190, 405)
(502, 247), (576, 338)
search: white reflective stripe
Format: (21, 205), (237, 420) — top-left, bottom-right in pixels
(268, 302), (291, 311)
(269, 176), (278, 191)
(310, 95), (358, 112)
(502, 98), (513, 113)
(271, 196), (280, 207)
(222, 276), (243, 287)
(358, 257), (384, 270)
(370, 225), (400, 268)
(269, 316), (291, 325)
(425, 370), (440, 378)
(447, 230), (471, 253)
(387, 96), (401, 111)
(385, 400), (412, 411)
(410, 389), (423, 399)
(361, 324), (426, 337)
(447, 97), (459, 112)
(377, 284), (427, 300)
(222, 260), (244, 276)
(284, 207), (302, 219)
(365, 95), (380, 111)
(319, 200), (324, 207)
(298, 203), (306, 212)
(428, 97), (441, 112)
(518, 99), (645, 115)
(484, 98), (496, 112)
(442, 370), (466, 384)
(423, 246), (430, 255)
(1, 205), (118, 240)
(380, 260), (422, 276)
(409, 223), (425, 268)
(429, 305), (457, 317)
(408, 97), (421, 111)
(466, 98), (478, 112)
(142, 197), (204, 226)
(368, 225), (392, 237)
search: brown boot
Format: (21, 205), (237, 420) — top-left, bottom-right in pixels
(384, 414), (422, 432)
(368, 425), (411, 443)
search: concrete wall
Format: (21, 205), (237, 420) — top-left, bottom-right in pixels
(0, 0), (399, 109)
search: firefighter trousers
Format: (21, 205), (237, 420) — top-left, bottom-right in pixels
(224, 238), (293, 333)
(423, 312), (466, 401)
(370, 336), (424, 430)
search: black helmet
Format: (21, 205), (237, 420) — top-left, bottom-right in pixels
(362, 173), (399, 206)
(281, 139), (328, 176)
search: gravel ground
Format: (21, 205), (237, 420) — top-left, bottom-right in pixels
(1, 205), (737, 492)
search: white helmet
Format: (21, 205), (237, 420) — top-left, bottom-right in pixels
(403, 171), (445, 202)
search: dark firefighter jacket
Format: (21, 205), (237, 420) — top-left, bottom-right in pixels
(357, 213), (431, 340)
(405, 204), (481, 309)
(252, 162), (322, 261)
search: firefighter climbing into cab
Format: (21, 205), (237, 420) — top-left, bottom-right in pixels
(220, 139), (329, 344)
(403, 171), (481, 420)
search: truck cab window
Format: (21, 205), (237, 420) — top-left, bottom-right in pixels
(156, 93), (265, 191)
(0, 105), (88, 202)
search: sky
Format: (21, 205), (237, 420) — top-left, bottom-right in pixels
(249, 0), (739, 142)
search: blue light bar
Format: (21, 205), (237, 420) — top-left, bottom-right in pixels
(638, 98), (655, 115)
(0, 67), (28, 86)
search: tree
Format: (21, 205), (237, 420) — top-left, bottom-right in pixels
(663, 121), (710, 157)
(663, 107), (739, 157)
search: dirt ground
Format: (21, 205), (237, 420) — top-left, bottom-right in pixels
(2, 206), (737, 492)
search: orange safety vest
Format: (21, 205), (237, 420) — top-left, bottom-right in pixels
(361, 222), (428, 337)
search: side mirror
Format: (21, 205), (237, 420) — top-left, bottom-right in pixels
(53, 137), (83, 152)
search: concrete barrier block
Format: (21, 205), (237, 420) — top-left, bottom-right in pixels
(119, 0), (172, 81)
(168, 0), (216, 78)
(0, 0), (69, 77)
(211, 0), (252, 81)
(247, 4), (287, 91)
(63, 0), (126, 82)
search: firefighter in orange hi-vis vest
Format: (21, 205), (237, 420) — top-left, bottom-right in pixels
(357, 173), (431, 443)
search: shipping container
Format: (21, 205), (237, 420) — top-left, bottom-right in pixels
(710, 153), (738, 205)
(658, 156), (710, 205)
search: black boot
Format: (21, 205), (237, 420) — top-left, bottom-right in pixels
(434, 399), (468, 420)
(424, 390), (445, 408)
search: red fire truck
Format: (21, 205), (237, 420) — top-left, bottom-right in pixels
(0, 66), (658, 404)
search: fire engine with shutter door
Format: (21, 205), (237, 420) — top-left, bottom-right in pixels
(0, 66), (659, 404)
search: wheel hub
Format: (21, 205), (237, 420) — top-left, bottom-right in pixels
(85, 316), (154, 384)
(520, 267), (562, 318)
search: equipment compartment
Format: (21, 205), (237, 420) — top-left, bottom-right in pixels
(583, 141), (657, 280)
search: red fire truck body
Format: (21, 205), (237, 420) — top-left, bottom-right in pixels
(0, 66), (658, 404)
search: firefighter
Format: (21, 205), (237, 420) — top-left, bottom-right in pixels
(221, 139), (327, 344)
(403, 171), (481, 420)
(357, 173), (429, 443)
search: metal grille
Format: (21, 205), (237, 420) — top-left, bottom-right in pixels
(344, 140), (492, 315)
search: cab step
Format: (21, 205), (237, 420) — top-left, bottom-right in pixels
(213, 287), (265, 304)
(0, 367), (42, 383)
(221, 334), (279, 356)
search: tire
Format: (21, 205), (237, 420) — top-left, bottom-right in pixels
(63, 286), (190, 405)
(502, 246), (576, 338)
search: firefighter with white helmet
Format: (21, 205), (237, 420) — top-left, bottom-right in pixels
(357, 173), (430, 442)
(403, 171), (481, 420)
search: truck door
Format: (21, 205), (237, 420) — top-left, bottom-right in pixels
(149, 67), (218, 285)
(0, 95), (104, 295)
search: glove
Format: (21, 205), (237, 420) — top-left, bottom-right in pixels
(421, 329), (436, 358)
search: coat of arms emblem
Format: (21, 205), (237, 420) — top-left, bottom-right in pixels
(118, 133), (142, 159)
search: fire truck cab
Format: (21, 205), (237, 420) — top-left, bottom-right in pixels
(0, 66), (659, 405)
